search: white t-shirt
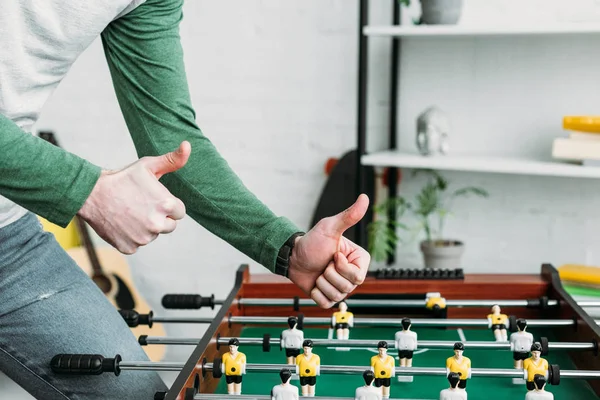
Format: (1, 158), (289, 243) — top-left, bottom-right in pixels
(281, 328), (304, 349)
(271, 384), (299, 400)
(395, 330), (418, 351)
(0, 0), (144, 227)
(439, 388), (467, 400)
(355, 385), (382, 400)
(525, 390), (554, 400)
(510, 331), (534, 352)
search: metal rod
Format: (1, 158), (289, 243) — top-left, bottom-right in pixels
(119, 361), (186, 371)
(577, 301), (600, 307)
(194, 396), (428, 400)
(143, 336), (595, 352)
(236, 298), (560, 308)
(151, 315), (576, 328)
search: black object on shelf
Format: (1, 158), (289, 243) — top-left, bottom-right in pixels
(368, 268), (465, 280)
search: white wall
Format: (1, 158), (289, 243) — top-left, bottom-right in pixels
(5, 0), (600, 396)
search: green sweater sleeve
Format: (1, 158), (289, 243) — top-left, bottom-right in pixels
(100, 0), (301, 271)
(0, 115), (101, 227)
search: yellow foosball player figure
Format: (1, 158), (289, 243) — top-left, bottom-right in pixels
(445, 342), (471, 389)
(487, 304), (509, 342)
(281, 316), (304, 365)
(425, 292), (447, 311)
(439, 372), (467, 400)
(523, 343), (549, 392)
(332, 301), (354, 340)
(524, 374), (554, 400)
(296, 340), (320, 397)
(271, 368), (299, 400)
(370, 341), (395, 399)
(355, 370), (382, 400)
(222, 338), (246, 395)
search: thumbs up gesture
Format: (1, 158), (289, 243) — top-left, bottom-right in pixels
(77, 141), (191, 254)
(288, 194), (371, 308)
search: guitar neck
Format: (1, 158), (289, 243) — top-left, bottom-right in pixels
(74, 217), (105, 277)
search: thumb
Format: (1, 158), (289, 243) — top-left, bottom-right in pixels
(330, 194), (369, 235)
(145, 141), (191, 179)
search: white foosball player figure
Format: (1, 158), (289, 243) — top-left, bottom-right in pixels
(439, 372), (467, 400)
(510, 318), (534, 384)
(271, 368), (299, 400)
(281, 316), (304, 365)
(355, 369), (382, 400)
(524, 374), (554, 400)
(395, 317), (417, 382)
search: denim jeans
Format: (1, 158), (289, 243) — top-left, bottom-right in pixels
(0, 213), (167, 399)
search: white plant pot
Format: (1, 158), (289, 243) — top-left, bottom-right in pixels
(420, 240), (464, 269)
(420, 0), (463, 25)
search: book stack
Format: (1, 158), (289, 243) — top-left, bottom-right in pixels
(558, 264), (600, 317)
(552, 116), (600, 166)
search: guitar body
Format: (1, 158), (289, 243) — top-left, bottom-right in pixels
(66, 247), (166, 361)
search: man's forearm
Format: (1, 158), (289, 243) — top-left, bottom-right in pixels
(0, 115), (101, 227)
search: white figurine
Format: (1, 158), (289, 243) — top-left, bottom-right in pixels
(524, 374), (554, 400)
(416, 106), (450, 156)
(395, 317), (417, 382)
(510, 318), (534, 384)
(355, 370), (382, 400)
(439, 372), (467, 400)
(281, 316), (304, 365)
(271, 368), (299, 400)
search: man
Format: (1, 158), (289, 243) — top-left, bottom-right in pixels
(394, 317), (417, 382)
(523, 343), (549, 391)
(221, 338), (247, 395)
(510, 318), (534, 384)
(370, 341), (395, 399)
(271, 369), (299, 400)
(355, 370), (382, 400)
(281, 316), (305, 365)
(296, 340), (320, 397)
(446, 343), (471, 389)
(439, 372), (467, 400)
(0, 1), (371, 399)
(524, 374), (554, 400)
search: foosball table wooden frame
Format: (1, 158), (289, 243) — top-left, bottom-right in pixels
(164, 263), (600, 400)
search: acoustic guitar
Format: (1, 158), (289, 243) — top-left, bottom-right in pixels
(38, 131), (166, 361)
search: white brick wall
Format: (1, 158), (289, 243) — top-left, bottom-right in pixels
(5, 0), (600, 396)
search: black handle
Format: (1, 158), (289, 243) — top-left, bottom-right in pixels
(50, 354), (122, 376)
(118, 309), (154, 328)
(162, 294), (215, 309)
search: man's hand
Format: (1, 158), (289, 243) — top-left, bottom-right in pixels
(77, 141), (191, 254)
(287, 194), (371, 308)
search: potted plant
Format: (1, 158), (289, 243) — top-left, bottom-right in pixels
(367, 170), (488, 269)
(399, 0), (464, 25)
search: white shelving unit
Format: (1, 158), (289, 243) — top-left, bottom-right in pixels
(362, 150), (600, 179)
(364, 23), (600, 37)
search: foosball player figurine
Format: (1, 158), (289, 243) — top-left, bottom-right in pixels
(523, 343), (549, 391)
(446, 342), (471, 389)
(487, 304), (509, 342)
(281, 316), (304, 365)
(355, 370), (382, 400)
(395, 317), (417, 382)
(370, 341), (395, 399)
(271, 368), (299, 400)
(296, 340), (320, 397)
(510, 318), (534, 384)
(222, 338), (246, 395)
(332, 300), (354, 340)
(524, 374), (554, 400)
(439, 372), (467, 400)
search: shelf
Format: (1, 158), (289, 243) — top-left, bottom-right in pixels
(363, 24), (600, 37)
(361, 150), (600, 179)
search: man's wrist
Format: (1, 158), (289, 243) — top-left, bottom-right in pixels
(274, 232), (304, 278)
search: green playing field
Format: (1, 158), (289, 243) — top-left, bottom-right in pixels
(213, 325), (599, 399)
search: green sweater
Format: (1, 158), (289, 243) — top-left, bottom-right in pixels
(0, 0), (301, 272)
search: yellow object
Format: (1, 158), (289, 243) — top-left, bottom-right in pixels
(563, 116), (600, 133)
(222, 352), (246, 376)
(333, 311), (353, 324)
(446, 356), (471, 380)
(370, 355), (395, 378)
(523, 357), (548, 382)
(38, 217), (80, 250)
(296, 353), (320, 377)
(558, 264), (600, 286)
(487, 314), (508, 326)
(426, 296), (447, 310)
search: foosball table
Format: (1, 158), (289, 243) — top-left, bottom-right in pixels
(51, 263), (600, 399)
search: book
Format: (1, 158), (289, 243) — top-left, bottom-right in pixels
(558, 264), (600, 286)
(569, 131), (600, 141)
(552, 138), (600, 161)
(564, 116), (600, 133)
